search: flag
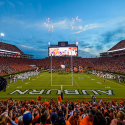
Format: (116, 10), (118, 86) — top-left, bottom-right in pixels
(79, 66), (83, 72)
(74, 67), (78, 72)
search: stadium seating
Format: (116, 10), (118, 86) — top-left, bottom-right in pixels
(0, 42), (24, 55)
(109, 40), (125, 51)
(1, 55), (125, 75)
(0, 40), (125, 75)
(0, 57), (35, 75)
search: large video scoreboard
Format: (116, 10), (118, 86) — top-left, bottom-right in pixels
(48, 41), (78, 57)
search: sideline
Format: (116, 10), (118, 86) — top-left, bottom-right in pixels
(107, 79), (125, 87)
(0, 97), (125, 99)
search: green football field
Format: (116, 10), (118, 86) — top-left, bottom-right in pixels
(0, 72), (125, 101)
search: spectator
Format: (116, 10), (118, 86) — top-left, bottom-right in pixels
(93, 110), (106, 125)
(0, 115), (7, 125)
(110, 111), (125, 125)
(68, 109), (81, 125)
(23, 111), (32, 125)
(80, 109), (95, 125)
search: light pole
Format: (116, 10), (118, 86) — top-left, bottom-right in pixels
(1, 33), (4, 42)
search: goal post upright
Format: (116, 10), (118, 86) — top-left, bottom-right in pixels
(71, 49), (73, 86)
(51, 54), (52, 86)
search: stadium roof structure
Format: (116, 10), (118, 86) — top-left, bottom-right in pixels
(108, 40), (125, 52)
(0, 42), (24, 55)
(100, 40), (125, 57)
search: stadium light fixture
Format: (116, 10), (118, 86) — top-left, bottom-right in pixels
(76, 40), (78, 46)
(1, 33), (4, 36)
(1, 33), (4, 42)
(48, 42), (50, 46)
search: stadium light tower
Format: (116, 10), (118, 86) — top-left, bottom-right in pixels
(76, 40), (78, 46)
(48, 42), (50, 46)
(1, 33), (4, 42)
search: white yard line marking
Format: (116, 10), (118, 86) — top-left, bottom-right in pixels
(107, 79), (125, 87)
(45, 74), (56, 88)
(91, 79), (95, 80)
(32, 79), (35, 81)
(105, 87), (110, 88)
(25, 82), (30, 84)
(97, 82), (102, 84)
(40, 72), (47, 77)
(17, 86), (22, 88)
(45, 80), (51, 88)
(70, 74), (80, 88)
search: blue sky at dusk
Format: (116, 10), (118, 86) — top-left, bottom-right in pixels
(0, 0), (125, 58)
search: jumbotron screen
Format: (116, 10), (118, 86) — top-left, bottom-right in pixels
(49, 47), (78, 56)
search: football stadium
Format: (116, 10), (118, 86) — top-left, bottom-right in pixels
(0, 40), (125, 100)
(0, 40), (125, 124)
(1, 1), (125, 125)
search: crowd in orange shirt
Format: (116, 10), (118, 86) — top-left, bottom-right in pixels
(0, 57), (35, 75)
(1, 55), (125, 76)
(0, 98), (125, 125)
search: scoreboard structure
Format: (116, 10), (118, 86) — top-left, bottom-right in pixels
(48, 41), (78, 57)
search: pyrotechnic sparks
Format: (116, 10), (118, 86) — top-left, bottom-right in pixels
(71, 16), (81, 31)
(44, 18), (53, 33)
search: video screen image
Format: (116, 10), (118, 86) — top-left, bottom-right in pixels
(49, 47), (78, 56)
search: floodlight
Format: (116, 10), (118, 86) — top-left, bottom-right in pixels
(1, 33), (4, 42)
(1, 33), (4, 36)
(76, 40), (78, 46)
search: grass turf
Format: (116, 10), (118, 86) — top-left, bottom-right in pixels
(0, 72), (125, 101)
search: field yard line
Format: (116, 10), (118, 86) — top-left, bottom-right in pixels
(73, 78), (80, 88)
(17, 86), (22, 88)
(40, 72), (47, 77)
(107, 79), (125, 87)
(45, 80), (51, 88)
(25, 82), (30, 84)
(70, 75), (80, 88)
(71, 75), (80, 88)
(45, 74), (56, 88)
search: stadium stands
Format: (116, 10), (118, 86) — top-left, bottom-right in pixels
(101, 40), (125, 57)
(0, 57), (35, 75)
(1, 41), (125, 124)
(1, 55), (125, 75)
(0, 42), (24, 55)
(109, 40), (125, 51)
(0, 40), (125, 75)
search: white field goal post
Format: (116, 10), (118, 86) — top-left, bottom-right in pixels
(50, 53), (74, 93)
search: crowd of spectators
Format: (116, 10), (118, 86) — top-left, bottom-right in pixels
(1, 40), (125, 75)
(0, 98), (125, 125)
(1, 55), (125, 75)
(0, 42), (24, 55)
(0, 57), (35, 75)
(39, 55), (125, 73)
